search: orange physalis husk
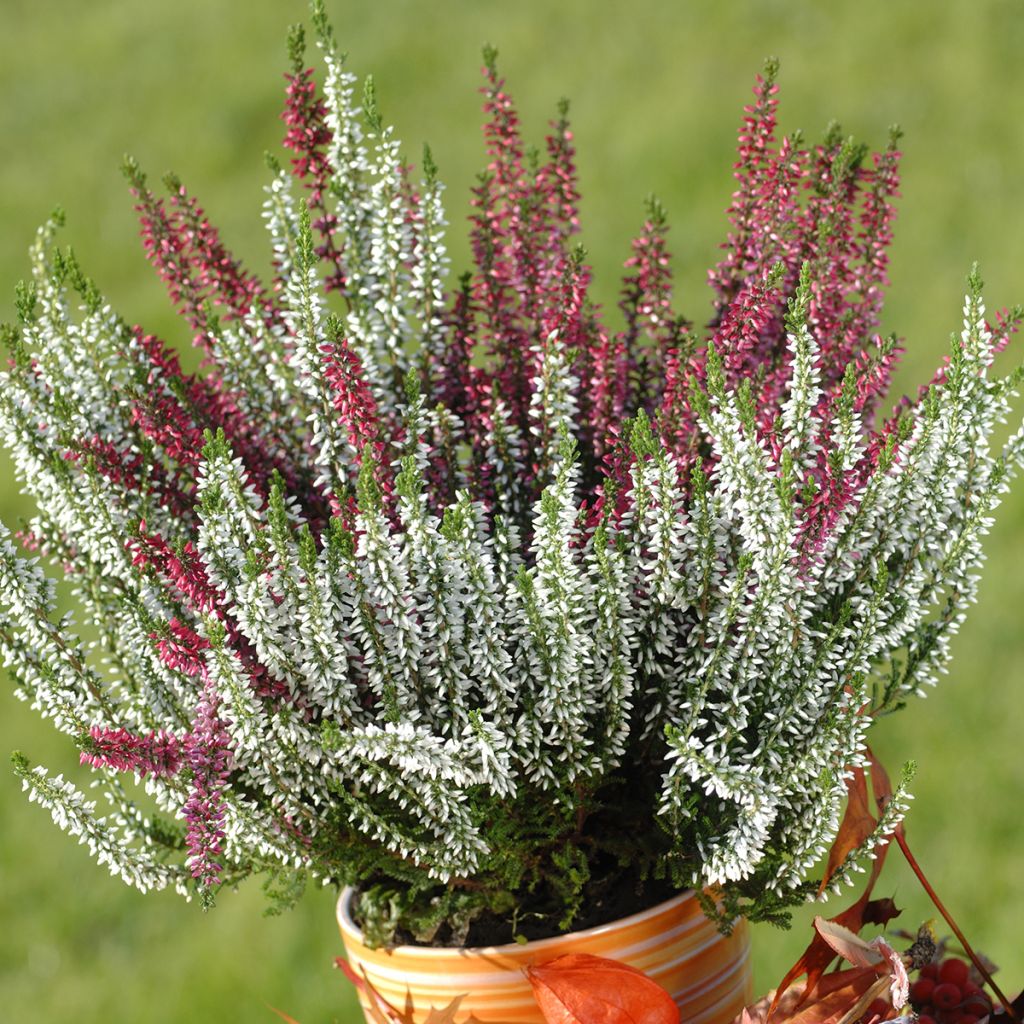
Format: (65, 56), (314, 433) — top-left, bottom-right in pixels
(526, 952), (680, 1024)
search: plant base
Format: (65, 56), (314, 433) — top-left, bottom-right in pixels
(337, 887), (753, 1024)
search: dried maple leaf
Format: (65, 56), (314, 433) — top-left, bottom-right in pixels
(813, 920), (888, 971)
(362, 983), (410, 1024)
(421, 994), (491, 1024)
(335, 957), (493, 1024)
(771, 879), (892, 1015)
(758, 915), (910, 1024)
(422, 995), (467, 1024)
(861, 899), (901, 928)
(864, 751), (904, 842)
(526, 953), (680, 1024)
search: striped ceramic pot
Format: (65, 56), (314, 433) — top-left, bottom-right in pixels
(338, 888), (752, 1024)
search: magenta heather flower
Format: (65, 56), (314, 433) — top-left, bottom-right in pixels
(128, 331), (206, 475)
(618, 198), (685, 421)
(125, 160), (278, 353)
(322, 332), (386, 475)
(129, 525), (220, 616)
(431, 273), (480, 425)
(468, 48), (583, 445)
(80, 726), (184, 778)
(153, 618), (211, 679)
(129, 328), (297, 505)
(281, 26), (345, 294)
(165, 178), (278, 332)
(182, 676), (232, 899)
(709, 60), (793, 309)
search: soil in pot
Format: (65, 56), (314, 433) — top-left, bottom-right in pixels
(378, 857), (683, 948)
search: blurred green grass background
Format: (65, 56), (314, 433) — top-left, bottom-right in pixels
(2, 0), (1024, 1020)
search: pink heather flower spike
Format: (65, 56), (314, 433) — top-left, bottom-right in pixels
(129, 525), (220, 616)
(153, 618), (211, 679)
(63, 433), (194, 519)
(80, 726), (184, 778)
(430, 272), (480, 424)
(124, 158), (278, 354)
(183, 675), (232, 902)
(322, 326), (388, 478)
(471, 49), (533, 438)
(281, 25), (346, 293)
(709, 57), (787, 313)
(130, 524), (293, 703)
(617, 197), (684, 419)
(130, 327), (304, 505)
(470, 47), (587, 452)
(538, 98), (581, 247)
(165, 177), (280, 333)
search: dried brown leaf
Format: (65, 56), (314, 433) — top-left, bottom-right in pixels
(865, 750), (900, 836)
(734, 984), (806, 1024)
(781, 967), (881, 1024)
(813, 918), (885, 970)
(818, 768), (874, 897)
(335, 957), (498, 1024)
(772, 754), (902, 1017)
(423, 995), (467, 1024)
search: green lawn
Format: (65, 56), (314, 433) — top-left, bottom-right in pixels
(2, 0), (1024, 1020)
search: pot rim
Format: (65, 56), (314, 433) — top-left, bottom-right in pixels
(337, 885), (697, 959)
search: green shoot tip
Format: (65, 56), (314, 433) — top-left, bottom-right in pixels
(644, 194), (667, 227)
(287, 24), (306, 72)
(362, 75), (382, 133)
(121, 154), (145, 188)
(311, 0), (333, 47)
(968, 262), (984, 297)
(422, 142), (437, 182)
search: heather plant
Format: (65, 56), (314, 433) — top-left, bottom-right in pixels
(4, 1), (1023, 947)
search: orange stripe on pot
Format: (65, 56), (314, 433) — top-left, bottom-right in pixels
(337, 889), (753, 1024)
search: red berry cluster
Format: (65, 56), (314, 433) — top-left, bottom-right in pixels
(911, 958), (993, 1024)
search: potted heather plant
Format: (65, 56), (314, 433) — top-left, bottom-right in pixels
(4, 2), (1023, 1021)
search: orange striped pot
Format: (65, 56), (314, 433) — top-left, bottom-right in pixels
(338, 888), (753, 1024)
